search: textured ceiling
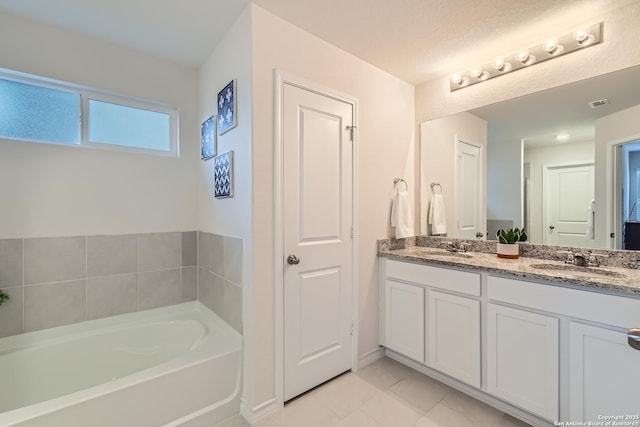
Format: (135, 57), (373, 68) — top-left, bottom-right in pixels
(0, 0), (632, 83)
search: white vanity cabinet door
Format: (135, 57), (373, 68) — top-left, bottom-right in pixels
(569, 322), (640, 422)
(487, 303), (559, 421)
(427, 290), (480, 387)
(384, 279), (425, 362)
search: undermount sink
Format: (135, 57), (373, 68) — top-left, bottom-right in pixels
(421, 249), (473, 259)
(531, 263), (624, 278)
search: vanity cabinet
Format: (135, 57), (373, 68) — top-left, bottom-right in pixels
(428, 290), (480, 387)
(569, 322), (640, 421)
(384, 279), (424, 362)
(381, 256), (640, 426)
(381, 259), (481, 385)
(486, 303), (559, 420)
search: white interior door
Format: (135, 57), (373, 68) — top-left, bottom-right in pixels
(282, 82), (354, 401)
(544, 163), (595, 247)
(455, 139), (485, 240)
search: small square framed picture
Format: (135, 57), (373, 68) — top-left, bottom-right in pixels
(217, 79), (237, 135)
(214, 150), (233, 198)
(201, 115), (216, 160)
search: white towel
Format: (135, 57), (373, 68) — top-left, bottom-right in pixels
(391, 190), (414, 239)
(585, 199), (595, 239)
(429, 193), (447, 235)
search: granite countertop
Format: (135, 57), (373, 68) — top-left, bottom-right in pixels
(379, 244), (640, 297)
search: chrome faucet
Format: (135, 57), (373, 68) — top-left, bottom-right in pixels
(557, 250), (575, 264)
(446, 241), (469, 253)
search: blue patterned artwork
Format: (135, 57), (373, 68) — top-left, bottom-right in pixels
(200, 115), (216, 160)
(214, 150), (233, 198)
(217, 80), (237, 135)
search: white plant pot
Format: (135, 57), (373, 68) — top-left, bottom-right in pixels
(497, 242), (519, 259)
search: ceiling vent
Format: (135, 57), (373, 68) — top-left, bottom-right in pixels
(588, 98), (610, 109)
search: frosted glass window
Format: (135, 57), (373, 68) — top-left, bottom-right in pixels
(0, 78), (79, 144)
(88, 99), (171, 151)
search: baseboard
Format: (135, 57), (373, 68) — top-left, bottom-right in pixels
(357, 346), (385, 370)
(239, 398), (280, 426)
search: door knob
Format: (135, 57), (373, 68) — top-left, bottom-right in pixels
(629, 328), (640, 351)
(476, 232), (484, 238)
(287, 254), (300, 265)
(549, 225), (555, 230)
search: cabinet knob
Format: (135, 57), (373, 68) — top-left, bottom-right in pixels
(628, 328), (640, 351)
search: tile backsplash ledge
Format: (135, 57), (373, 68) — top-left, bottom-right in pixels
(0, 231), (243, 338)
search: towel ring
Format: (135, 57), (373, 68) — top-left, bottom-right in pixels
(430, 182), (442, 194)
(394, 178), (408, 192)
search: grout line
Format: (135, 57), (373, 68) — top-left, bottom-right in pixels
(22, 238), (25, 334)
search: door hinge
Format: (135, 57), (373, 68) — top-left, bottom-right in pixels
(350, 321), (356, 336)
(346, 125), (356, 141)
(350, 226), (355, 239)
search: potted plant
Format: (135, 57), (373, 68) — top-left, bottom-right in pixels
(0, 289), (9, 307)
(496, 227), (528, 259)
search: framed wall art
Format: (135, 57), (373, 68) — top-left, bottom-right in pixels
(214, 150), (233, 198)
(217, 79), (237, 135)
(200, 115), (216, 160)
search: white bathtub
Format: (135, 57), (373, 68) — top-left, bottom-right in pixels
(0, 301), (242, 427)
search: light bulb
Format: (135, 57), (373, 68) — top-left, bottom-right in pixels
(556, 133), (570, 141)
(494, 58), (512, 73)
(574, 29), (594, 46)
(544, 40), (563, 55)
(451, 73), (463, 85)
(516, 49), (536, 65)
(470, 68), (489, 80)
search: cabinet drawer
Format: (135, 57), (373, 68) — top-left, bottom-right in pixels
(386, 259), (480, 296)
(487, 275), (640, 329)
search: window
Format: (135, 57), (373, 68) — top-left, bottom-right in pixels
(0, 69), (178, 156)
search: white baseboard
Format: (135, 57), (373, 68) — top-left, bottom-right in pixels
(357, 346), (386, 370)
(239, 398), (280, 426)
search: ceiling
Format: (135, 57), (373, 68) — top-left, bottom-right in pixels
(0, 0), (637, 147)
(0, 0), (632, 84)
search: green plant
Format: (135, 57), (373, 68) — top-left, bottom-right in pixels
(496, 227), (528, 244)
(0, 289), (9, 307)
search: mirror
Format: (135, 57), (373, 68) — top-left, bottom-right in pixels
(421, 65), (640, 250)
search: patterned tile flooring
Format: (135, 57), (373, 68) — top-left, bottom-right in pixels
(214, 357), (532, 427)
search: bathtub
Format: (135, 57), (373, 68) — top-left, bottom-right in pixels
(0, 301), (242, 427)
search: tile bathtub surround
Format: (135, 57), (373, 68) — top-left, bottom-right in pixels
(198, 231), (243, 333)
(0, 238), (23, 287)
(0, 231), (198, 338)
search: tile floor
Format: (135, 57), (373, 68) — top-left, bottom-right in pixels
(214, 357), (533, 427)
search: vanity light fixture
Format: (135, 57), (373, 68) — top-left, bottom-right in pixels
(450, 22), (603, 91)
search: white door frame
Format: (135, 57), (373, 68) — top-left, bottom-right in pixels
(606, 133), (640, 249)
(541, 161), (594, 245)
(273, 70), (359, 407)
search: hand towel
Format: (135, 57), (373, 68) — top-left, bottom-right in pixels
(585, 199), (595, 239)
(429, 193), (447, 235)
(391, 190), (414, 239)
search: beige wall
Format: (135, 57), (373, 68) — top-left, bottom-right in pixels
(0, 12), (199, 238)
(248, 3), (415, 413)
